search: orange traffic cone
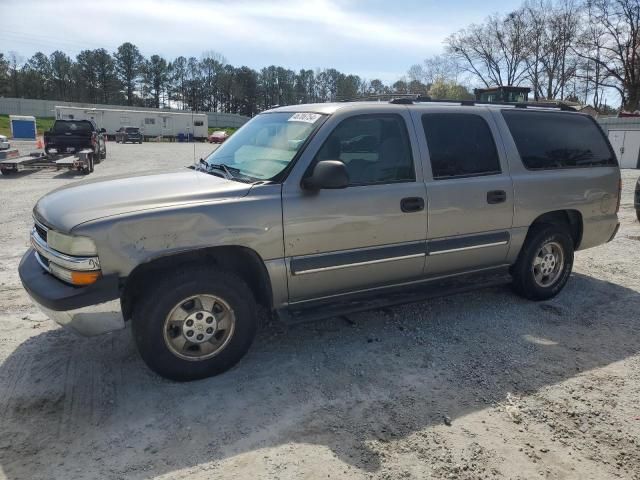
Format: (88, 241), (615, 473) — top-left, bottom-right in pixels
(36, 137), (43, 149)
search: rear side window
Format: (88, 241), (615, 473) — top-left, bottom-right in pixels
(422, 113), (501, 179)
(502, 110), (616, 169)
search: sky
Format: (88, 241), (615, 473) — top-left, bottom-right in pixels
(1, 0), (524, 84)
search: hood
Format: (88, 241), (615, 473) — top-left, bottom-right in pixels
(34, 168), (252, 232)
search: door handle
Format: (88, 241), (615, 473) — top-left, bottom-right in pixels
(487, 190), (507, 204)
(400, 197), (425, 213)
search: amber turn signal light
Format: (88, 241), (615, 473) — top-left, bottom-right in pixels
(70, 270), (101, 286)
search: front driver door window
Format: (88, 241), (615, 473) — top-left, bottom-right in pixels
(314, 114), (415, 185)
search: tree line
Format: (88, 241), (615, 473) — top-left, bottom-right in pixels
(0, 44), (447, 117)
(0, 0), (638, 114)
(440, 0), (640, 111)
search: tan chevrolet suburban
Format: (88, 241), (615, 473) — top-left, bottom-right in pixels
(19, 99), (621, 381)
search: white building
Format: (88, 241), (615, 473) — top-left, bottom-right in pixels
(55, 106), (208, 139)
(598, 117), (640, 169)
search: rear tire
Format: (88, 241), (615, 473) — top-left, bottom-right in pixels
(1, 168), (13, 176)
(512, 224), (574, 301)
(132, 267), (258, 381)
(83, 154), (95, 174)
(636, 209), (640, 223)
(93, 147), (101, 164)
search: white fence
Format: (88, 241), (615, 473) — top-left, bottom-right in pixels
(0, 97), (250, 128)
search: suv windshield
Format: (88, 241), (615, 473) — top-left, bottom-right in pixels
(125, 127), (139, 133)
(202, 112), (325, 181)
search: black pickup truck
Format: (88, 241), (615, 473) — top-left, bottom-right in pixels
(44, 120), (107, 160)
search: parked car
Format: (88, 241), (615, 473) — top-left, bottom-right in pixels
(43, 120), (107, 165)
(208, 130), (229, 143)
(116, 126), (143, 144)
(635, 178), (640, 222)
(20, 101), (620, 381)
(0, 134), (9, 150)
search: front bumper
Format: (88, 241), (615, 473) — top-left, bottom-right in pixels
(19, 249), (125, 336)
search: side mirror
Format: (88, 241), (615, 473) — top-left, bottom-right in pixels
(302, 160), (349, 190)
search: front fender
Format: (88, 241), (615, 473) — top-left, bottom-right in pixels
(72, 184), (284, 277)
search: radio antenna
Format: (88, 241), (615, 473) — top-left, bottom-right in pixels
(192, 108), (196, 165)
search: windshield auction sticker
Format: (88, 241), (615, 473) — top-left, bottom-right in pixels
(288, 112), (321, 123)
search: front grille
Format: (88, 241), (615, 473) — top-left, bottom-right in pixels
(34, 223), (47, 242)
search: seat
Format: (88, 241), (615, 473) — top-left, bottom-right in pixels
(371, 123), (409, 182)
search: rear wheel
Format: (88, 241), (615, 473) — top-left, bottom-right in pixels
(1, 168), (13, 176)
(636, 209), (640, 223)
(512, 224), (574, 301)
(132, 267), (258, 381)
(83, 154), (95, 174)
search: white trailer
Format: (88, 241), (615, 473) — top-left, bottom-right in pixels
(54, 106), (208, 140)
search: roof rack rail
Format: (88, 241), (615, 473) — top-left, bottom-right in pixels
(338, 93), (417, 102)
(337, 94), (577, 111)
(387, 95), (576, 111)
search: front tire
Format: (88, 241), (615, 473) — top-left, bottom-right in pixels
(132, 267), (258, 381)
(512, 224), (574, 301)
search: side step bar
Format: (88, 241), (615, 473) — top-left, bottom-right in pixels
(278, 267), (512, 325)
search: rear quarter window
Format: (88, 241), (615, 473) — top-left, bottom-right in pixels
(502, 110), (616, 169)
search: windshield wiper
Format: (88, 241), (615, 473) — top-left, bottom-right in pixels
(211, 163), (235, 178)
(206, 162), (259, 184)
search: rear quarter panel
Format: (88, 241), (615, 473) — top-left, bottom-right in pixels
(492, 110), (620, 254)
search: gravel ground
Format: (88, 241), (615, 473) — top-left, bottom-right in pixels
(0, 141), (639, 480)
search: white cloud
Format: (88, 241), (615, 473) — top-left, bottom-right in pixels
(0, 0), (519, 80)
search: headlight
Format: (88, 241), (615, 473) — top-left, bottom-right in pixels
(47, 230), (98, 256)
